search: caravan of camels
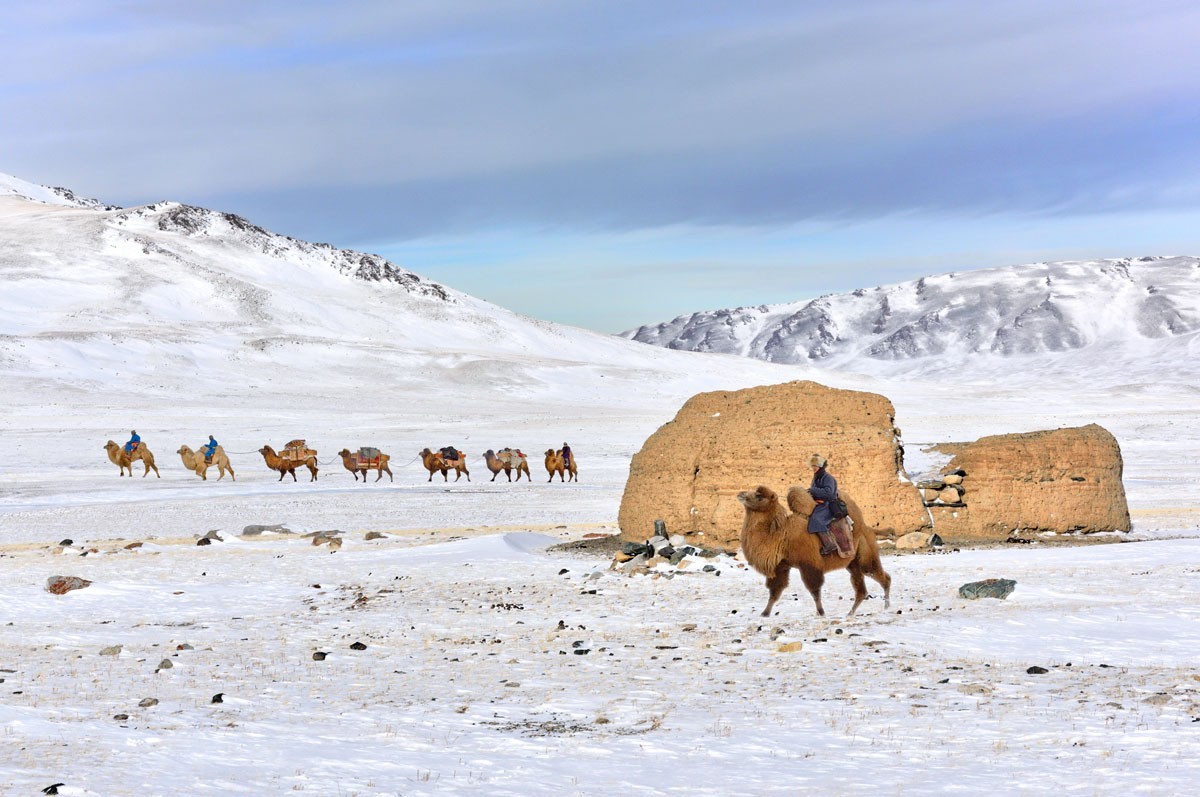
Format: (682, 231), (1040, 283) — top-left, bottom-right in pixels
(104, 436), (578, 485)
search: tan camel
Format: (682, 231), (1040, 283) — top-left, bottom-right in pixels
(338, 449), (393, 483)
(258, 445), (319, 482)
(177, 444), (236, 481)
(420, 448), (470, 482)
(484, 448), (531, 482)
(104, 440), (160, 478)
(737, 484), (891, 618)
(544, 449), (577, 482)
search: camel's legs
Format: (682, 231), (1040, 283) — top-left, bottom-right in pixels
(761, 565), (791, 617)
(798, 565), (827, 617)
(278, 469), (286, 482)
(868, 565), (892, 609)
(847, 563), (868, 616)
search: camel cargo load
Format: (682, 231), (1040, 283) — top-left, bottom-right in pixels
(925, 424), (1130, 540)
(618, 380), (930, 551)
(282, 439), (316, 461)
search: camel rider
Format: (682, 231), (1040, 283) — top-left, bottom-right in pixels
(561, 442), (572, 467)
(124, 430), (141, 454)
(807, 454), (839, 556)
(203, 435), (219, 464)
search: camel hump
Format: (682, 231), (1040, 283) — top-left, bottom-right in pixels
(786, 485), (814, 515)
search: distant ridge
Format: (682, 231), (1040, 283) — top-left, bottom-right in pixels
(623, 256), (1200, 377)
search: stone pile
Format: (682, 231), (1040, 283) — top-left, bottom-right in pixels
(610, 523), (729, 577)
(918, 469), (967, 508)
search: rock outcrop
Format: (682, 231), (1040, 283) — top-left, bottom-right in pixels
(927, 424), (1130, 539)
(618, 380), (930, 550)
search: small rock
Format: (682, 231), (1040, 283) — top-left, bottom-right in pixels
(196, 538), (212, 546)
(58, 539), (74, 547)
(959, 579), (1017, 600)
(702, 564), (717, 573)
(1143, 693), (1171, 706)
(211, 693), (224, 703)
(99, 645), (122, 657)
(242, 524), (289, 536)
(777, 641), (804, 653)
(124, 542), (144, 550)
(653, 520), (667, 536)
(201, 530), (223, 542)
(138, 698), (159, 708)
(46, 576), (92, 595)
(350, 641), (367, 650)
(113, 713), (129, 721)
(176, 643), (194, 651)
(896, 532), (933, 550)
(313, 651), (327, 661)
(364, 531), (386, 541)
(156, 659), (173, 671)
(1027, 666), (1049, 675)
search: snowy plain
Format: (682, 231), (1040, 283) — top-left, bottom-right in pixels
(2, 177), (1199, 795)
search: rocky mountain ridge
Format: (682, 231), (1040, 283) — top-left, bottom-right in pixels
(624, 256), (1200, 377)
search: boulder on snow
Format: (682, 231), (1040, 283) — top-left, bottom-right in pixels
(46, 576), (92, 595)
(958, 578), (1017, 600)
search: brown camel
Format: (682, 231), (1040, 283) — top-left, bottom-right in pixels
(177, 444), (236, 481)
(544, 448), (577, 482)
(737, 484), (891, 618)
(258, 445), (319, 482)
(484, 448), (531, 482)
(104, 440), (160, 478)
(420, 448), (470, 482)
(338, 448), (393, 483)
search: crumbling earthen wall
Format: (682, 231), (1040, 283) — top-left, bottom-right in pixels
(927, 424), (1130, 540)
(618, 380), (931, 550)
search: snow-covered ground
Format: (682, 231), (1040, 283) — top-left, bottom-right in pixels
(2, 175), (1198, 794)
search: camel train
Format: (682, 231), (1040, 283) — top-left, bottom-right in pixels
(177, 444), (236, 481)
(338, 447), (393, 483)
(484, 448), (531, 482)
(738, 484), (892, 618)
(258, 441), (320, 482)
(544, 448), (577, 482)
(420, 447), (470, 482)
(104, 440), (160, 478)
(104, 434), (577, 485)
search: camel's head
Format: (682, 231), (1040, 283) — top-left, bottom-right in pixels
(258, 446), (272, 455)
(177, 446), (189, 455)
(545, 449), (556, 457)
(420, 448), (431, 457)
(737, 485), (779, 512)
(338, 449), (351, 457)
(104, 441), (117, 451)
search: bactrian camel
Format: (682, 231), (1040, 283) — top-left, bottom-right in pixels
(484, 448), (530, 482)
(104, 440), (160, 478)
(420, 448), (469, 482)
(544, 449), (577, 483)
(258, 445), (319, 482)
(177, 444), (236, 481)
(737, 484), (891, 618)
(338, 449), (393, 483)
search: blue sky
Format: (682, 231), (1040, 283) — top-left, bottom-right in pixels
(4, 1), (1199, 331)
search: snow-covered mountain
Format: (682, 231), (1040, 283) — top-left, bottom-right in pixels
(0, 172), (796, 406)
(624, 257), (1200, 380)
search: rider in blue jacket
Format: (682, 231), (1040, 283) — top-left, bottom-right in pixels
(124, 430), (141, 454)
(203, 435), (219, 463)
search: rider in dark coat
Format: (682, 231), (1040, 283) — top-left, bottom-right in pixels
(561, 443), (572, 467)
(806, 454), (839, 555)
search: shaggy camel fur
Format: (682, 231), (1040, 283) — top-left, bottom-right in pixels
(338, 449), (393, 483)
(177, 444), (236, 481)
(484, 449), (531, 482)
(104, 440), (160, 478)
(738, 484), (891, 618)
(420, 448), (470, 482)
(258, 445), (319, 482)
(544, 449), (578, 482)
